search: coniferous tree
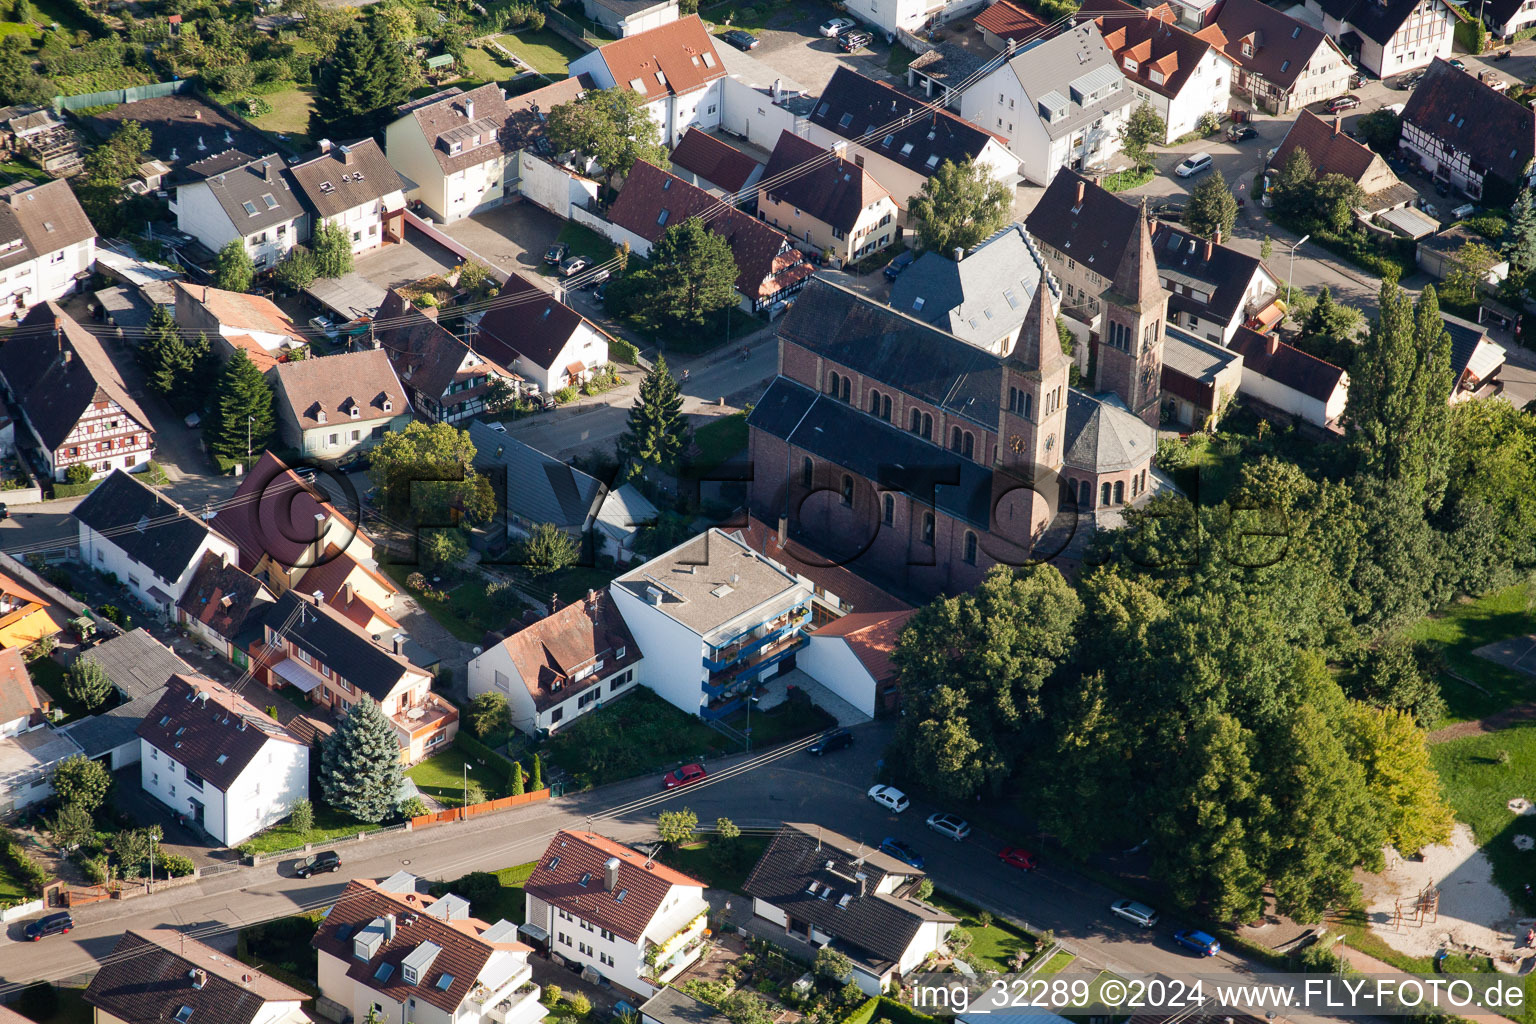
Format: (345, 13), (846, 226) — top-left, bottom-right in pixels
(1186, 170), (1239, 241)
(205, 349), (276, 462)
(141, 313), (192, 402)
(320, 696), (404, 823)
(641, 217), (738, 325)
(310, 9), (409, 139)
(1503, 188), (1536, 293)
(619, 356), (689, 472)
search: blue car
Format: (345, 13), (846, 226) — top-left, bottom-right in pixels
(880, 837), (924, 869)
(1172, 930), (1220, 957)
(884, 249), (916, 280)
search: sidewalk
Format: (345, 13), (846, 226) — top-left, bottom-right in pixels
(1337, 943), (1528, 1024)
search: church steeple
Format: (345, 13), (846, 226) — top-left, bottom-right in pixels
(998, 274), (1068, 479)
(1093, 198), (1168, 426)
(1009, 271), (1067, 376)
(1106, 197), (1163, 312)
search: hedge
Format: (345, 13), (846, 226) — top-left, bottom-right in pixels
(845, 997), (880, 1024)
(609, 336), (642, 365)
(52, 478), (102, 500)
(454, 732), (515, 789)
(875, 997), (938, 1024)
(0, 827), (51, 898)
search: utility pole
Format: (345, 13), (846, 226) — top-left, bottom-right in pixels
(1286, 235), (1311, 301)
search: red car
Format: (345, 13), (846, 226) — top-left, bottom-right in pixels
(662, 763), (708, 790)
(998, 847), (1039, 871)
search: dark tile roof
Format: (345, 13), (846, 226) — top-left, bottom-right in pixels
(492, 591), (640, 711)
(524, 830), (704, 943)
(888, 224), (1053, 347)
(73, 471), (218, 587)
(288, 138), (406, 219)
(973, 0), (1049, 43)
(506, 75), (594, 155)
(1228, 326), (1346, 401)
(1311, 0), (1437, 46)
(729, 516), (912, 614)
(761, 131), (889, 234)
(377, 291), (514, 411)
(1482, 0), (1526, 28)
(0, 180), (95, 273)
(741, 823), (952, 967)
(210, 451), (363, 575)
(177, 552), (274, 645)
(1081, 0), (1216, 101)
(642, 988), (731, 1024)
(87, 95), (273, 184)
(1025, 170), (1142, 279)
(473, 274), (592, 374)
(747, 376), (994, 529)
(670, 128), (761, 194)
(0, 647), (40, 726)
(264, 590), (419, 701)
(274, 348), (408, 430)
(807, 68), (1005, 182)
(1151, 221), (1268, 328)
(0, 303), (153, 452)
(1441, 312), (1492, 379)
(1205, 0), (1334, 91)
(1062, 389), (1156, 474)
(468, 421), (605, 532)
(1400, 58), (1534, 189)
(85, 929), (306, 1024)
(187, 153), (305, 234)
(78, 628), (193, 700)
(400, 84), (514, 176)
(589, 15), (725, 103)
(137, 674), (304, 790)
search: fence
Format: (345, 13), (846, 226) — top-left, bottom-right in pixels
(53, 78), (192, 112)
(541, 6), (601, 51)
(242, 821), (413, 867)
(411, 787), (551, 829)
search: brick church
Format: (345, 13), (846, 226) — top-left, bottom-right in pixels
(746, 212), (1167, 599)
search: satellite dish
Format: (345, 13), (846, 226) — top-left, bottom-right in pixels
(472, 646), (482, 655)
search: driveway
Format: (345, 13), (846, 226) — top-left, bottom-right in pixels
(726, 0), (900, 94)
(354, 231), (459, 290)
(439, 202), (565, 278)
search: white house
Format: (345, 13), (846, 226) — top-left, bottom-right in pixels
(524, 830), (710, 998)
(568, 16), (726, 147)
(86, 930), (312, 1024)
(171, 151), (306, 271)
(314, 873), (544, 1024)
(136, 674), (309, 846)
(1481, 0), (1536, 40)
(0, 179), (97, 319)
(581, 0), (679, 36)
(742, 823), (957, 995)
(959, 21), (1133, 186)
(271, 349), (413, 462)
(385, 84), (516, 224)
(1301, 0), (1454, 77)
(0, 647), (80, 817)
(842, 0), (981, 34)
(175, 281), (307, 371)
(596, 484), (660, 565)
(73, 470), (240, 618)
(470, 274), (611, 395)
(468, 591), (642, 736)
(1227, 326), (1349, 431)
(796, 610), (914, 719)
(609, 528), (812, 722)
(288, 138), (408, 257)
(468, 422), (606, 544)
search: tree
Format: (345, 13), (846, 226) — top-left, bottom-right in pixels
(311, 8), (410, 139)
(522, 522), (579, 576)
(311, 221), (354, 279)
(1272, 148), (1316, 225)
(272, 246), (317, 292)
(1503, 187), (1536, 292)
(72, 119), (151, 234)
(509, 759), (525, 796)
(715, 816), (740, 841)
(619, 356), (689, 472)
(52, 753), (110, 813)
(907, 158), (1012, 256)
(204, 349), (276, 463)
(320, 696), (405, 823)
(64, 463), (93, 486)
(0, 37), (53, 108)
(531, 753), (543, 790)
(657, 807), (697, 844)
(47, 800), (96, 850)
(1441, 240), (1502, 307)
(1309, 173), (1366, 233)
(1294, 286), (1365, 368)
(421, 528), (469, 572)
(1341, 702), (1453, 854)
(545, 87), (668, 184)
(1357, 109), (1402, 156)
(915, 878), (934, 901)
(289, 797), (314, 834)
(641, 217), (738, 325)
(1117, 101), (1166, 168)
(1186, 170), (1238, 241)
(368, 420), (496, 525)
(814, 946), (852, 983)
(64, 656), (112, 711)
(141, 304), (193, 404)
(214, 240), (254, 293)
(467, 692), (511, 738)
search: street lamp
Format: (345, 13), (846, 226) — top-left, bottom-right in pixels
(148, 830), (156, 895)
(1286, 234), (1311, 304)
(246, 414), (255, 460)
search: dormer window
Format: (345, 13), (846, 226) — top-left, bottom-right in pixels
(1241, 40), (1253, 55)
(655, 71), (667, 86)
(629, 78), (646, 91)
(383, 399), (393, 412)
(1149, 70), (1165, 85)
(449, 142), (462, 154)
(350, 406), (360, 419)
(1124, 57), (1138, 72)
(317, 411), (327, 423)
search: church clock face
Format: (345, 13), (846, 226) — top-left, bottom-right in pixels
(1009, 434), (1026, 454)
(1140, 361), (1157, 393)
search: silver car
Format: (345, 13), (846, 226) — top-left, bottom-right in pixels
(925, 813), (971, 841)
(867, 784), (910, 812)
(1110, 899), (1159, 927)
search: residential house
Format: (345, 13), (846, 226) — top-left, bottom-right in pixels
(1301, 0), (1454, 77)
(0, 179), (97, 318)
(85, 929), (311, 1024)
(1417, 223), (1511, 284)
(468, 590), (642, 735)
(507, 76), (602, 219)
(313, 874), (544, 1024)
(0, 303), (155, 481)
(0, 567), (64, 652)
(288, 137), (408, 257)
(468, 422), (606, 545)
(470, 275), (611, 395)
(727, 515), (913, 629)
(605, 160), (814, 312)
(1025, 170), (1142, 338)
(0, 648), (79, 816)
(1270, 108), (1417, 212)
(376, 290), (524, 423)
(174, 281), (307, 370)
(797, 609), (915, 718)
(1077, 0), (1233, 143)
(907, 43), (993, 110)
(87, 94), (273, 188)
(641, 989), (731, 1024)
(1399, 58), (1536, 203)
(523, 830), (709, 997)
(669, 127), (762, 196)
(1204, 0), (1352, 114)
(137, 673), (308, 846)
(582, 0), (679, 37)
(253, 591), (455, 763)
(841, 0), (975, 34)
(271, 349), (412, 462)
(595, 484), (660, 565)
(1160, 325), (1245, 428)
(56, 628), (193, 771)
(1227, 326), (1349, 429)
(177, 551), (277, 663)
(973, 0), (1050, 50)
(1442, 313), (1507, 401)
(958, 22), (1133, 186)
(171, 151), (306, 271)
(1481, 0), (1536, 41)
(758, 131), (898, 264)
(609, 528), (812, 720)
(804, 68), (1020, 221)
(888, 223), (1056, 356)
(385, 84), (515, 223)
(74, 470), (239, 617)
(1151, 221), (1282, 345)
(742, 823), (956, 995)
(568, 17), (727, 147)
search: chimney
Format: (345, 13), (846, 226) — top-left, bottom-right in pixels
(194, 109), (203, 120)
(392, 633), (405, 656)
(776, 515), (788, 547)
(604, 856), (621, 891)
(343, 581), (354, 606)
(318, 138), (332, 153)
(1333, 115), (1341, 136)
(190, 969), (207, 990)
(1214, 227), (1221, 247)
(1266, 331), (1280, 355)
(1205, 237), (1213, 260)
(383, 914), (397, 944)
(341, 144), (355, 165)
(586, 588), (597, 605)
(263, 159), (275, 183)
(1076, 179), (1085, 205)
(953, 246), (964, 262)
(465, 98), (475, 121)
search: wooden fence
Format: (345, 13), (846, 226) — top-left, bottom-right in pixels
(411, 787), (551, 829)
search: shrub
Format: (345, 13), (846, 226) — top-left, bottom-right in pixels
(80, 856), (108, 884)
(449, 870), (501, 905)
(464, 780), (488, 805)
(289, 798), (314, 834)
(99, 604), (123, 625)
(1155, 437), (1191, 471)
(398, 796), (429, 819)
(554, 385), (578, 404)
(568, 993), (592, 1017)
(544, 984), (563, 1007)
(157, 852), (195, 877)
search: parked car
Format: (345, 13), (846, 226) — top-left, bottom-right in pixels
(925, 812), (971, 842)
(1452, 202), (1477, 220)
(1226, 124), (1257, 143)
(593, 281), (609, 304)
(807, 728), (853, 755)
(559, 254), (591, 277)
(1174, 152), (1213, 178)
(1327, 94), (1361, 112)
(820, 16), (855, 35)
(544, 242), (569, 265)
(583, 267), (611, 289)
(662, 763), (708, 789)
(838, 30), (873, 51)
(308, 315), (339, 339)
(1172, 929), (1221, 956)
(1150, 199), (1186, 222)
(997, 847), (1039, 870)
(868, 784), (910, 812)
(24, 912), (73, 941)
(1448, 58), (1466, 70)
(1391, 70), (1424, 89)
(294, 850), (342, 878)
(723, 29), (759, 50)
(1109, 899), (1159, 927)
(337, 450), (370, 474)
(0, 503), (9, 520)
(880, 837), (925, 869)
(884, 249), (916, 279)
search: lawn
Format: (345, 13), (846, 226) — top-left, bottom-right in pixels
(494, 28), (584, 77)
(32, 0), (95, 32)
(54, 67), (156, 96)
(1037, 950), (1076, 974)
(541, 220), (618, 277)
(29, 657), (96, 724)
(0, 857), (28, 904)
(247, 84), (316, 149)
(513, 563), (624, 607)
(455, 43), (524, 89)
(686, 413), (748, 478)
(544, 687), (730, 788)
(928, 890), (1037, 973)
(236, 801), (383, 856)
(887, 41), (920, 75)
(466, 861), (537, 924)
(722, 698), (835, 749)
(1409, 581), (1536, 724)
(10, 986), (94, 1024)
(1103, 166), (1155, 192)
(382, 563), (526, 643)
(1429, 723), (1536, 915)
(406, 744), (509, 808)
(656, 836), (769, 893)
(0, 160), (48, 187)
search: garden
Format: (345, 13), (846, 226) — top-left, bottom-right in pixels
(429, 862), (536, 925)
(384, 563), (529, 644)
(405, 742), (513, 808)
(1408, 581), (1536, 725)
(235, 797), (387, 857)
(238, 914), (323, 995)
(543, 688), (729, 789)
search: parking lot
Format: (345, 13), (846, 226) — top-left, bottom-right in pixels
(353, 229), (460, 290)
(439, 201), (565, 277)
(710, 0), (900, 93)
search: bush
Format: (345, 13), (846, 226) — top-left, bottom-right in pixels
(80, 855), (108, 884)
(398, 796), (428, 819)
(609, 336), (642, 364)
(448, 870), (501, 905)
(16, 983), (57, 1020)
(1155, 437), (1191, 471)
(289, 798), (314, 834)
(554, 385), (578, 404)
(157, 852), (195, 876)
(568, 993), (592, 1017)
(545, 984), (563, 1007)
(464, 780), (488, 805)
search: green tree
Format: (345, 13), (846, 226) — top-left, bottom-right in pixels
(1272, 148), (1316, 225)
(657, 807), (697, 844)
(715, 816), (740, 841)
(272, 246), (317, 292)
(1441, 240), (1502, 307)
(289, 797), (315, 834)
(814, 946), (852, 983)
(1348, 636), (1446, 727)
(72, 119), (152, 234)
(320, 696), (405, 823)
(214, 240), (255, 293)
(521, 522), (578, 576)
(47, 800), (96, 850)
(52, 753), (110, 813)
(1117, 100), (1166, 168)
(907, 158), (1013, 256)
(64, 656), (112, 711)
(509, 759), (525, 796)
(311, 8), (410, 139)
(641, 217), (738, 325)
(0, 37), (53, 108)
(1357, 109), (1402, 155)
(1502, 187), (1536, 292)
(311, 221), (354, 279)
(65, 462), (93, 486)
(368, 420), (496, 524)
(619, 356), (689, 472)
(1186, 169), (1238, 241)
(421, 528), (469, 571)
(531, 753), (543, 790)
(1309, 173), (1366, 233)
(141, 305), (190, 397)
(204, 348), (276, 463)
(1294, 285), (1365, 368)
(1340, 702), (1453, 854)
(467, 691), (511, 738)
(545, 87), (669, 184)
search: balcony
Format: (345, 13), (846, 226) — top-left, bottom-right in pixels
(703, 607), (810, 672)
(487, 982), (542, 1024)
(705, 632), (807, 693)
(388, 690), (459, 740)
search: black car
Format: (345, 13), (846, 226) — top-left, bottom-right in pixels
(807, 728), (853, 755)
(1150, 199), (1186, 222)
(884, 249), (916, 279)
(0, 502), (9, 520)
(544, 242), (569, 265)
(1226, 124), (1257, 143)
(24, 911), (73, 941)
(838, 29), (872, 51)
(722, 29), (759, 50)
(294, 850), (342, 877)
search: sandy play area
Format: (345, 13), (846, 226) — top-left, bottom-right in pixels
(1362, 824), (1533, 963)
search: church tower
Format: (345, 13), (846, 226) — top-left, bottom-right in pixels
(997, 275), (1069, 482)
(1094, 199), (1168, 426)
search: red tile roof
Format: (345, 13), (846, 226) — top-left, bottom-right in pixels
(174, 281), (300, 340)
(524, 830), (704, 943)
(670, 128), (761, 194)
(1272, 108), (1379, 182)
(211, 450), (366, 574)
(592, 15), (725, 102)
(1206, 0), (1336, 91)
(811, 610), (914, 682)
(273, 349), (409, 431)
(496, 592), (640, 711)
(0, 647), (41, 726)
(974, 0), (1049, 43)
(137, 674), (305, 790)
(1083, 0), (1216, 102)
